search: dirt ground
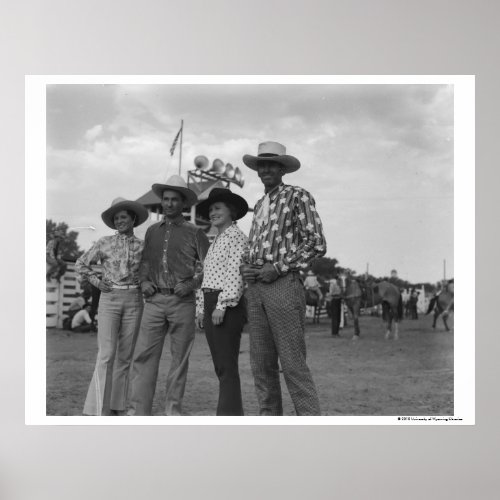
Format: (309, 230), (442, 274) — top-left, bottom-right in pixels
(46, 312), (453, 416)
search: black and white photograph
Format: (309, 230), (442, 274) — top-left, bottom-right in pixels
(28, 76), (473, 423)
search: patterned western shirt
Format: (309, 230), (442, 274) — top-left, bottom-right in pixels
(196, 223), (248, 315)
(243, 183), (326, 274)
(139, 215), (210, 292)
(76, 233), (144, 288)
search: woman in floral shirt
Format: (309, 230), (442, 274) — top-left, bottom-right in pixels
(76, 197), (148, 416)
(196, 188), (249, 416)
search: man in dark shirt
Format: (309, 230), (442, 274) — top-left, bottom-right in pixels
(128, 175), (210, 416)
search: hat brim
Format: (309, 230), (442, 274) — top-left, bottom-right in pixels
(197, 192), (249, 221)
(101, 201), (149, 229)
(151, 183), (198, 207)
(242, 154), (301, 173)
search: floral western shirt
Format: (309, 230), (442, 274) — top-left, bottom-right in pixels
(243, 183), (327, 274)
(76, 233), (144, 288)
(196, 223), (248, 315)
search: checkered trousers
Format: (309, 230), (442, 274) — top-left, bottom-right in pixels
(246, 272), (321, 416)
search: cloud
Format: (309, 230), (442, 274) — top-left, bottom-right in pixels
(84, 124), (103, 141)
(45, 83), (454, 282)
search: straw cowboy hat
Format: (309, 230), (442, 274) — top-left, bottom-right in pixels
(101, 197), (149, 229)
(242, 141), (301, 173)
(152, 174), (198, 207)
(196, 187), (249, 221)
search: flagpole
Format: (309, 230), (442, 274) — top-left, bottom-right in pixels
(178, 119), (183, 176)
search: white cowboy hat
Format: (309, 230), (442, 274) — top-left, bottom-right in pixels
(242, 141), (301, 173)
(152, 175), (198, 207)
(101, 197), (149, 229)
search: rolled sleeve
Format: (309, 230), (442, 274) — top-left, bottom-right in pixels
(76, 241), (103, 288)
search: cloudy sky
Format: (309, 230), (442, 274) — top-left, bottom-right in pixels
(46, 81), (454, 283)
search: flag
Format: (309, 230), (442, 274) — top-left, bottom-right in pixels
(170, 125), (182, 156)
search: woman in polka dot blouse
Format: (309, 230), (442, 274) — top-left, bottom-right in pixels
(196, 188), (249, 415)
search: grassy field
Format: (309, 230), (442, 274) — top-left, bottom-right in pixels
(46, 313), (453, 416)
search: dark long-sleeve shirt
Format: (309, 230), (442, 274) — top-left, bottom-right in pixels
(139, 215), (210, 292)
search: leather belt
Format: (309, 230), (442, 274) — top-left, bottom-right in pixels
(202, 288), (221, 293)
(157, 287), (176, 295)
(112, 284), (140, 290)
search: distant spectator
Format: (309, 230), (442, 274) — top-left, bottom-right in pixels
(46, 230), (67, 282)
(71, 306), (95, 333)
(68, 293), (87, 315)
(327, 277), (342, 336)
(408, 289), (419, 319)
(63, 293), (88, 329)
(304, 270), (324, 302)
(402, 288), (411, 318)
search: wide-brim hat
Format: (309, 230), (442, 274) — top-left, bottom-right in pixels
(196, 187), (249, 221)
(152, 174), (198, 207)
(101, 197), (149, 229)
(242, 141), (301, 173)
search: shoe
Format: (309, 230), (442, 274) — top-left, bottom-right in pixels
(110, 409), (127, 416)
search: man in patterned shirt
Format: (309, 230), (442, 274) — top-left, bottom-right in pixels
(241, 141), (326, 416)
(127, 175), (210, 416)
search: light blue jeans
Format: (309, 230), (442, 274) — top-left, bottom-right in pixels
(83, 289), (143, 415)
(127, 292), (196, 416)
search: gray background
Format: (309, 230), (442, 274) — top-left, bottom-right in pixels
(2, 0), (496, 499)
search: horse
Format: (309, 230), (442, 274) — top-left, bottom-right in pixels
(426, 281), (454, 331)
(305, 288), (323, 324)
(338, 273), (364, 339)
(369, 281), (403, 340)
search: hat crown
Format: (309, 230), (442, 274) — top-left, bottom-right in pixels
(163, 175), (189, 190)
(208, 187), (230, 198)
(257, 141), (286, 157)
(110, 197), (127, 206)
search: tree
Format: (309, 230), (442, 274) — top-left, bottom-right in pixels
(46, 219), (83, 261)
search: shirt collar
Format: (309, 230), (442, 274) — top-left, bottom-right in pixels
(160, 215), (185, 226)
(213, 222), (238, 240)
(263, 182), (284, 200)
(114, 231), (135, 240)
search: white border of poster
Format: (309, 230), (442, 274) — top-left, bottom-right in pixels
(26, 74), (474, 425)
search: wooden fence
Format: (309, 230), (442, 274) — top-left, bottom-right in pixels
(46, 261), (82, 328)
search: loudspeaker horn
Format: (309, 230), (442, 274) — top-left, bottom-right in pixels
(211, 158), (225, 174)
(194, 155), (210, 170)
(224, 163), (235, 179)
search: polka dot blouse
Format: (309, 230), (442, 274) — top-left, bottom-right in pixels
(196, 223), (248, 315)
